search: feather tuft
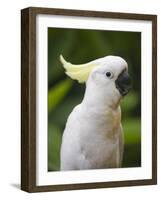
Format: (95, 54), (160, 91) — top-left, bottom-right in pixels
(60, 55), (96, 83)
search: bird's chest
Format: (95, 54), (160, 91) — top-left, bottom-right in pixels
(80, 108), (121, 138)
(79, 133), (120, 169)
(78, 110), (121, 168)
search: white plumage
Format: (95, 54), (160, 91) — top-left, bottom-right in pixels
(60, 55), (130, 170)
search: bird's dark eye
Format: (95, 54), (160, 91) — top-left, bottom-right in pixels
(106, 72), (113, 79)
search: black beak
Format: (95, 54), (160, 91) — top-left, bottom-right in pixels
(115, 70), (131, 96)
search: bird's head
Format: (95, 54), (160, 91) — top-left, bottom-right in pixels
(88, 56), (131, 97)
(60, 55), (131, 100)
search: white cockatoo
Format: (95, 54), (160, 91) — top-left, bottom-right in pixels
(60, 55), (131, 170)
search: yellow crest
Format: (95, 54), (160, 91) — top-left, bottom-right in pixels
(60, 55), (96, 83)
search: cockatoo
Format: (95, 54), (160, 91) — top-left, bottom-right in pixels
(60, 55), (131, 170)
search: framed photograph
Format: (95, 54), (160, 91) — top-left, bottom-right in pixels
(21, 7), (157, 192)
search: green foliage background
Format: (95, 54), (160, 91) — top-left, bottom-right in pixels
(48, 28), (141, 171)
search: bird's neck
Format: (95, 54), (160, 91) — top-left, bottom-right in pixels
(82, 82), (121, 114)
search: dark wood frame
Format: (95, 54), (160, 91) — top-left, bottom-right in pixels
(21, 7), (157, 192)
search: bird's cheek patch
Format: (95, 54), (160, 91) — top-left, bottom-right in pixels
(91, 71), (97, 81)
(91, 71), (103, 84)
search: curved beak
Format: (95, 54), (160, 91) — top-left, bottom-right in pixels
(115, 70), (131, 96)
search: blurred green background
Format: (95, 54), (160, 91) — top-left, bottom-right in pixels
(48, 28), (141, 171)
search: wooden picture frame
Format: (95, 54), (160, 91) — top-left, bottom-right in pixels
(21, 7), (157, 192)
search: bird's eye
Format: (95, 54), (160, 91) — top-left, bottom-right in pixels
(106, 72), (113, 79)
